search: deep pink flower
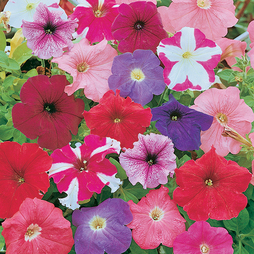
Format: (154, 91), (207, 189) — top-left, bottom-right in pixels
(48, 135), (122, 209)
(173, 221), (233, 254)
(22, 2), (78, 59)
(167, 0), (238, 41)
(173, 146), (252, 221)
(12, 75), (84, 151)
(2, 198), (74, 254)
(127, 185), (186, 249)
(70, 0), (119, 43)
(52, 38), (117, 102)
(111, 1), (168, 53)
(191, 87), (254, 156)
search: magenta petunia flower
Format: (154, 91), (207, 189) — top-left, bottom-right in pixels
(119, 133), (176, 189)
(22, 2), (78, 59)
(52, 38), (118, 102)
(70, 0), (119, 43)
(48, 135), (122, 209)
(191, 87), (254, 156)
(72, 198), (133, 254)
(173, 221), (234, 254)
(2, 198), (74, 254)
(157, 27), (222, 91)
(111, 1), (168, 53)
(127, 185), (186, 249)
(12, 75), (84, 151)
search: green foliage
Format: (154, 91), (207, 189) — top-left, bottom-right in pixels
(11, 42), (33, 65)
(0, 226), (5, 251)
(129, 239), (157, 254)
(110, 157), (128, 180)
(0, 30), (6, 51)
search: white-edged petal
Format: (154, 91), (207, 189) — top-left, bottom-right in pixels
(96, 173), (122, 193)
(71, 146), (82, 160)
(48, 162), (74, 176)
(192, 45), (222, 62)
(180, 27), (196, 52)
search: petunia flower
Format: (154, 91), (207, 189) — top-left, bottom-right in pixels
(115, 0), (156, 4)
(173, 146), (252, 221)
(108, 49), (166, 106)
(83, 90), (152, 149)
(247, 21), (254, 69)
(52, 38), (118, 102)
(167, 0), (238, 41)
(48, 135), (122, 209)
(173, 221), (234, 254)
(2, 198), (74, 253)
(151, 94), (213, 151)
(12, 75), (84, 151)
(69, 0), (119, 43)
(59, 0), (75, 15)
(191, 86), (254, 156)
(127, 185), (186, 249)
(22, 2), (78, 59)
(72, 198), (133, 254)
(119, 133), (176, 188)
(111, 1), (168, 53)
(0, 142), (51, 219)
(157, 27), (222, 91)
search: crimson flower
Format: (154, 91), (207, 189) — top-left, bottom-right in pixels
(12, 75), (84, 150)
(173, 146), (252, 221)
(83, 90), (152, 148)
(0, 142), (51, 219)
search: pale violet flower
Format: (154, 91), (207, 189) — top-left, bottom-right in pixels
(157, 27), (222, 91)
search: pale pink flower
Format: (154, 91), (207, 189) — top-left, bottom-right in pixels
(52, 38), (117, 102)
(167, 0), (238, 41)
(191, 87), (254, 157)
(157, 6), (175, 34)
(247, 21), (254, 69)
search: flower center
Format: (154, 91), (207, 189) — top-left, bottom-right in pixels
(146, 153), (157, 166)
(197, 0), (211, 9)
(44, 22), (56, 34)
(94, 9), (103, 17)
(26, 3), (35, 11)
(150, 207), (164, 221)
(134, 21), (145, 30)
(80, 160), (88, 172)
(44, 103), (57, 114)
(170, 110), (182, 121)
(216, 113), (228, 126)
(114, 118), (121, 123)
(25, 224), (42, 242)
(200, 243), (210, 253)
(205, 179), (213, 186)
(19, 177), (25, 183)
(182, 51), (192, 59)
(77, 62), (89, 73)
(89, 215), (106, 231)
(131, 68), (145, 82)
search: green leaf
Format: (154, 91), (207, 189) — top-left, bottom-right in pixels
(2, 75), (16, 89)
(223, 208), (249, 232)
(0, 226), (5, 250)
(123, 182), (150, 199)
(0, 30), (6, 51)
(244, 184), (253, 200)
(179, 94), (192, 106)
(176, 154), (191, 168)
(110, 157), (127, 180)
(0, 125), (14, 140)
(118, 188), (139, 204)
(129, 239), (157, 254)
(12, 42), (33, 65)
(234, 244), (250, 254)
(159, 245), (173, 254)
(217, 69), (236, 82)
(177, 205), (195, 228)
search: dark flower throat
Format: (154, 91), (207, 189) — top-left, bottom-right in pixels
(44, 103), (57, 114)
(146, 153), (157, 166)
(170, 110), (182, 121)
(44, 22), (57, 34)
(134, 21), (145, 30)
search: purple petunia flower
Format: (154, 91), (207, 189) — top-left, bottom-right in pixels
(119, 133), (176, 188)
(72, 198), (133, 254)
(151, 94), (213, 151)
(108, 49), (166, 106)
(22, 2), (78, 59)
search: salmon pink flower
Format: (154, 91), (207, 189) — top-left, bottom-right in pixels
(173, 146), (252, 221)
(83, 90), (152, 149)
(48, 135), (122, 209)
(22, 2), (77, 59)
(157, 27), (222, 91)
(191, 87), (254, 156)
(2, 198), (74, 254)
(167, 0), (238, 41)
(52, 38), (117, 102)
(119, 133), (176, 188)
(127, 185), (186, 249)
(111, 1), (168, 53)
(70, 0), (119, 43)
(12, 75), (84, 151)
(0, 142), (51, 219)
(173, 221), (234, 254)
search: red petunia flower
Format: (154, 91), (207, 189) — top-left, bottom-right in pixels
(12, 75), (84, 150)
(0, 142), (51, 219)
(83, 90), (152, 148)
(173, 146), (252, 221)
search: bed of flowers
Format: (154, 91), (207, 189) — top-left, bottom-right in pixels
(1, 0), (254, 253)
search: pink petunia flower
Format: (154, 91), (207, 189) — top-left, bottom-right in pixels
(115, 0), (156, 4)
(119, 133), (176, 189)
(191, 87), (254, 156)
(173, 221), (234, 254)
(247, 21), (254, 69)
(48, 135), (122, 209)
(52, 38), (118, 102)
(157, 27), (222, 91)
(111, 1), (168, 53)
(127, 185), (186, 249)
(2, 198), (74, 254)
(69, 0), (119, 43)
(22, 2), (78, 59)
(167, 0), (238, 41)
